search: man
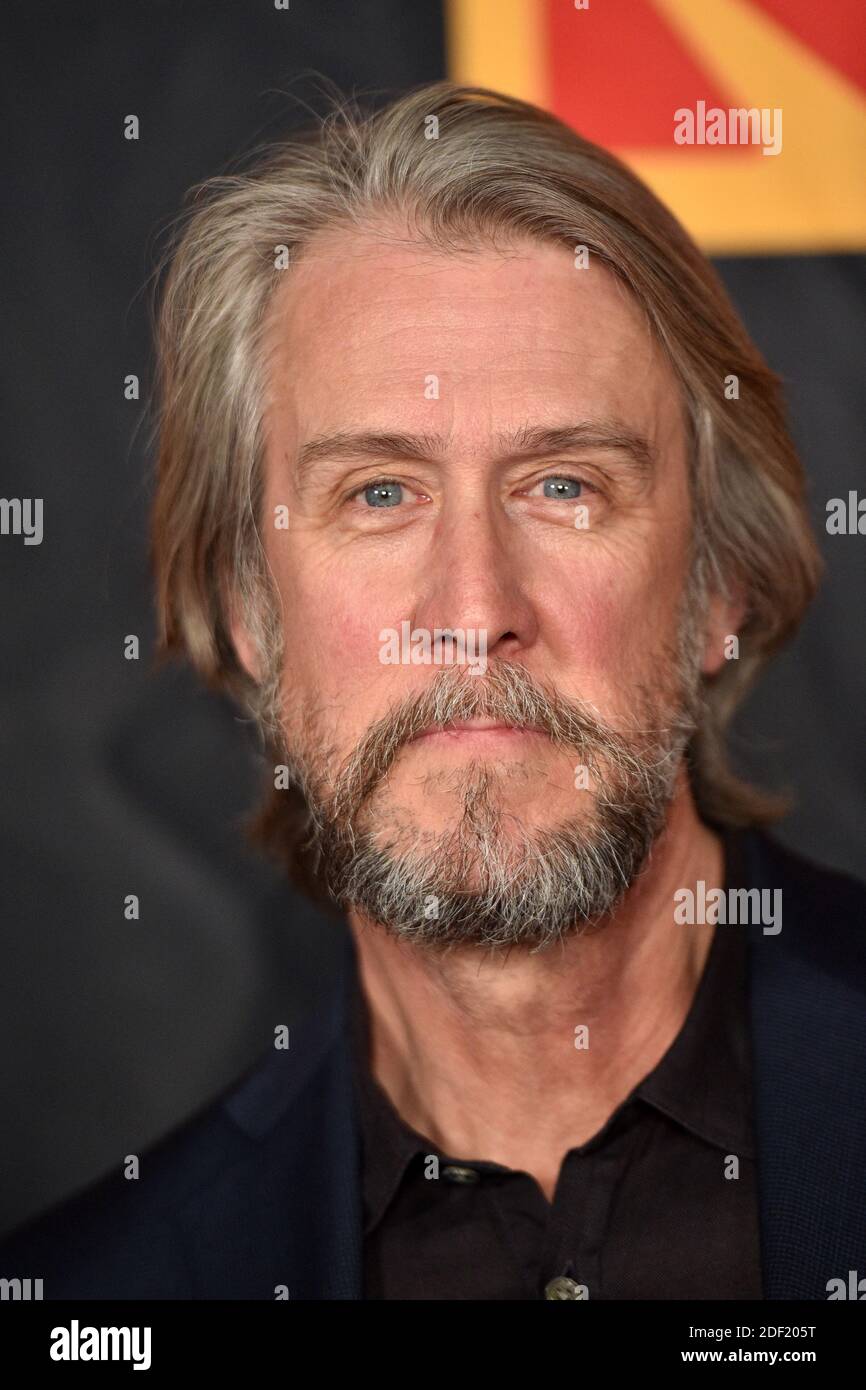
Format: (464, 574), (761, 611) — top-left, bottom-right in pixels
(2, 82), (865, 1300)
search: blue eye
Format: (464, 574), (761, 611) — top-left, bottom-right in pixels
(364, 481), (403, 507)
(542, 476), (583, 499)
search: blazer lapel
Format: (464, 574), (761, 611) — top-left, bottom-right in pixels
(179, 927), (364, 1299)
(744, 830), (866, 1298)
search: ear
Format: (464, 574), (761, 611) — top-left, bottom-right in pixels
(700, 585), (748, 677)
(228, 600), (262, 684)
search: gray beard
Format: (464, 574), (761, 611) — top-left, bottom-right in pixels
(277, 647), (703, 953)
(319, 759), (678, 951)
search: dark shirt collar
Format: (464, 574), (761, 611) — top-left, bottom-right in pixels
(351, 825), (754, 1236)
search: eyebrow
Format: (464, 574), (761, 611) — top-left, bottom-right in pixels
(295, 421), (657, 484)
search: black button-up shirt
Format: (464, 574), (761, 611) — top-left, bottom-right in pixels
(350, 831), (763, 1299)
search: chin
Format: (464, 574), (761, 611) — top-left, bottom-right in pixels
(318, 766), (667, 949)
(361, 783), (587, 851)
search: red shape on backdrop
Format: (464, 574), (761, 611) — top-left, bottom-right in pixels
(546, 0), (743, 152)
(753, 0), (866, 98)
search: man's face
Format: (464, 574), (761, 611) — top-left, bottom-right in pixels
(245, 225), (720, 946)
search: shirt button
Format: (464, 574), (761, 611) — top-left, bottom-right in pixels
(544, 1276), (586, 1300)
(441, 1164), (480, 1185)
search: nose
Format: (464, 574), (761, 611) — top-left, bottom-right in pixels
(411, 499), (538, 660)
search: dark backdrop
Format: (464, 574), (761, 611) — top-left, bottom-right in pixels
(1, 1), (862, 1236)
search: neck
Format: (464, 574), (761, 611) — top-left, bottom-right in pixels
(347, 783), (724, 1202)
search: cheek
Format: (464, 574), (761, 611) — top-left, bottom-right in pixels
(563, 588), (651, 688)
(273, 554), (408, 739)
(542, 546), (685, 693)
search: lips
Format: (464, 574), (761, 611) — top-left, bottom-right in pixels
(410, 719), (546, 742)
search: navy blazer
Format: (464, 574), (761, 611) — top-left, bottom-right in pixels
(2, 828), (865, 1300)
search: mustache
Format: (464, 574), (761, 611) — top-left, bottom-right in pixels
(326, 659), (696, 827)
